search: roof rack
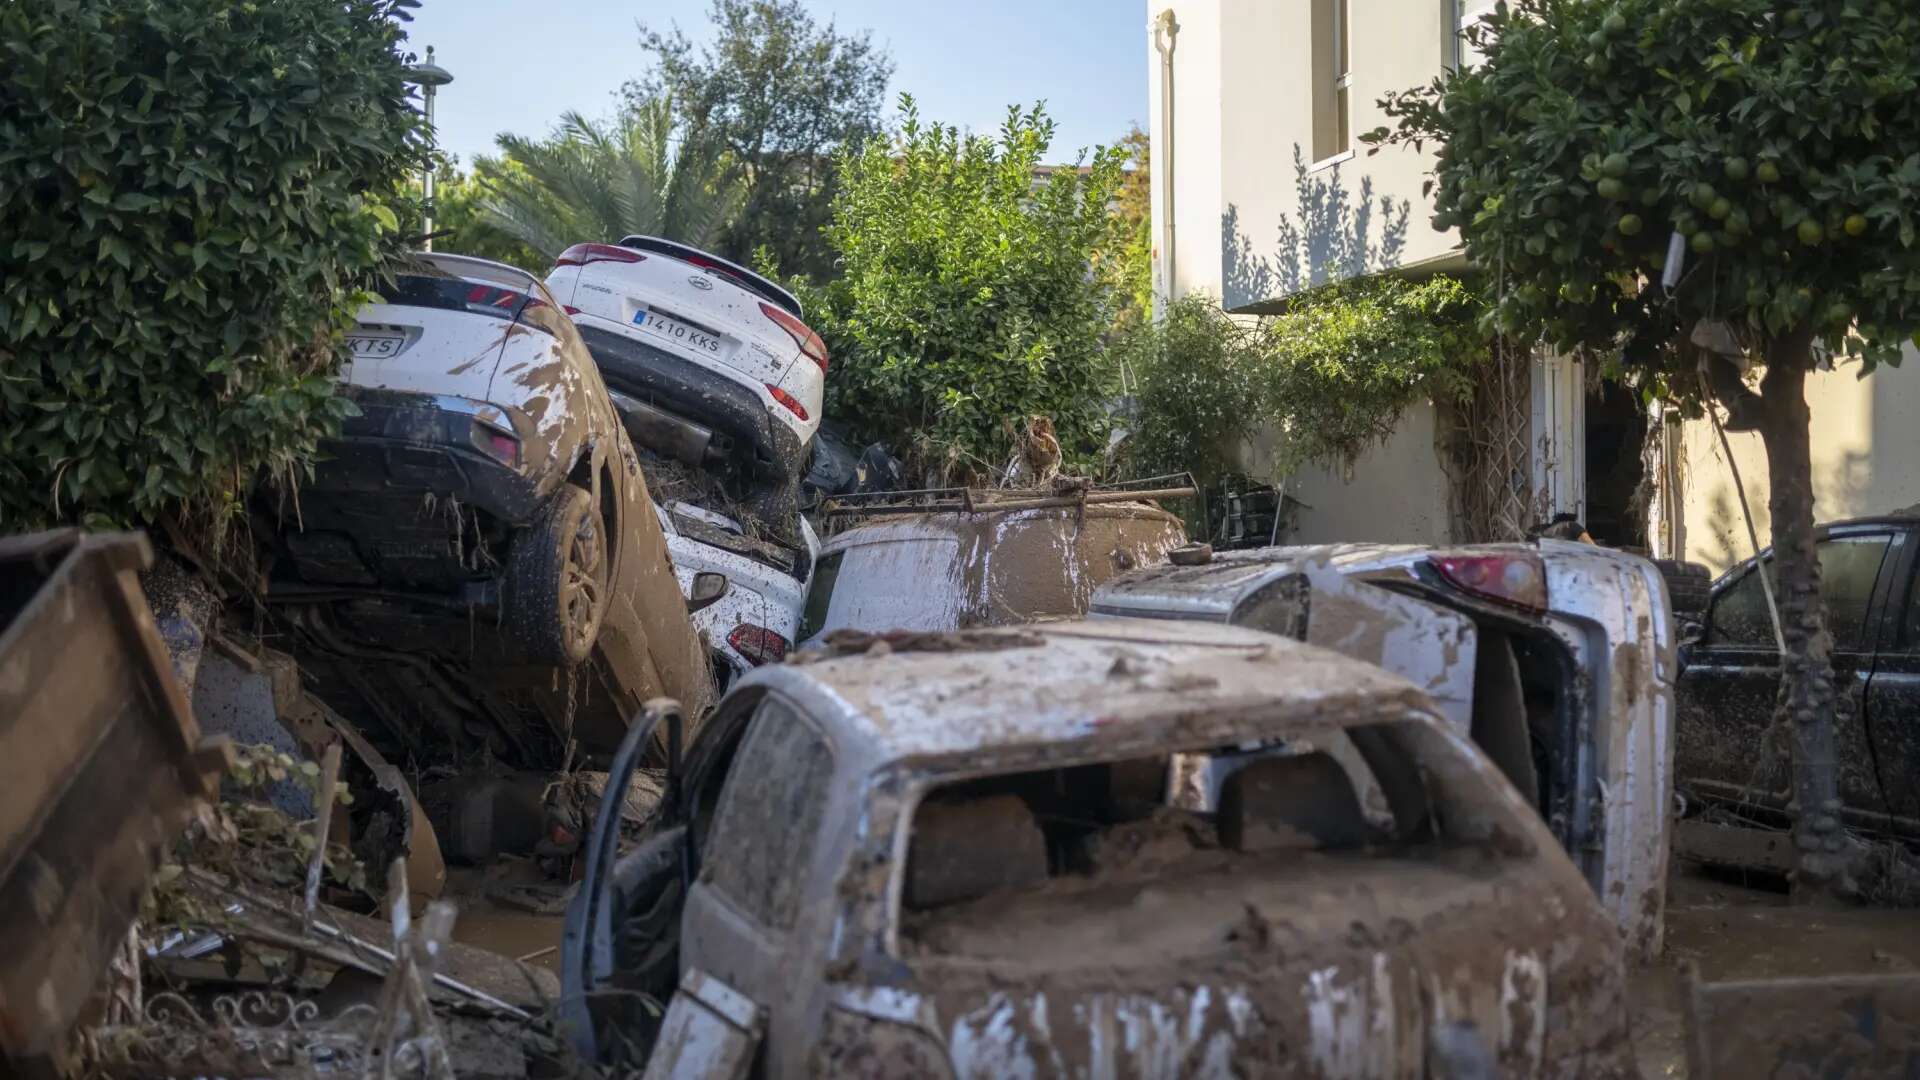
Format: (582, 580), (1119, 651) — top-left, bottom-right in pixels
(822, 472), (1198, 519)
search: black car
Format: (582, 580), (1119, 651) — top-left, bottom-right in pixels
(1677, 515), (1920, 850)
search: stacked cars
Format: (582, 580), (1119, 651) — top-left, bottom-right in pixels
(255, 252), (710, 769)
(546, 237), (833, 680)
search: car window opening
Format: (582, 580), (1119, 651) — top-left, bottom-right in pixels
(896, 723), (1528, 963)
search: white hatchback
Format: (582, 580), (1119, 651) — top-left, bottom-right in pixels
(545, 238), (826, 484)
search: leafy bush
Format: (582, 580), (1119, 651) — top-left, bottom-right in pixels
(795, 98), (1127, 482)
(0, 0), (425, 533)
(1122, 276), (1486, 485)
(1264, 273), (1486, 471)
(1116, 295), (1272, 489)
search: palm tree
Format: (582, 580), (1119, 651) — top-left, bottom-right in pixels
(473, 97), (742, 260)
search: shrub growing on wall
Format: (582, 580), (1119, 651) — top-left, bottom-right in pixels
(0, 0), (426, 533)
(1122, 275), (1486, 486)
(1264, 273), (1486, 472)
(1115, 294), (1272, 490)
(797, 97), (1127, 482)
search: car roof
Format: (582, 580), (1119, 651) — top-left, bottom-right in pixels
(748, 618), (1436, 763)
(819, 503), (1184, 553)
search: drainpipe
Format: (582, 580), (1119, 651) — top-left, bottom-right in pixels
(1152, 10), (1179, 312)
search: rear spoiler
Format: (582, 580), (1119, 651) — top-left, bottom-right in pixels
(616, 235), (803, 319)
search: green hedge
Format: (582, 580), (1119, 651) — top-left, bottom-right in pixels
(0, 0), (425, 532)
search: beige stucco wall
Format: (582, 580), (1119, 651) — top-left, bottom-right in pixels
(1148, 0), (1463, 311)
(1678, 343), (1920, 574)
(1240, 400), (1456, 545)
(1145, 0), (1468, 545)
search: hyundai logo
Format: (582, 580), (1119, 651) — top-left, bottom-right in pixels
(688, 275), (713, 291)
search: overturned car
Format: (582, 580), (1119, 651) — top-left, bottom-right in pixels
(1091, 541), (1676, 961)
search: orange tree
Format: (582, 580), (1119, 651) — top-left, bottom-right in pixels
(1367, 0), (1920, 895)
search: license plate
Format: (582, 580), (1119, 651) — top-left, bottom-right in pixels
(346, 332), (406, 359)
(634, 309), (725, 355)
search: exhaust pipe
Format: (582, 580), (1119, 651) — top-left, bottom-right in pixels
(609, 391), (732, 468)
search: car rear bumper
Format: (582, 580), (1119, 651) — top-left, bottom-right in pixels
(577, 321), (805, 480)
(306, 388), (544, 523)
(274, 389), (549, 590)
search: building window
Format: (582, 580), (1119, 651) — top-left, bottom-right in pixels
(1313, 0), (1351, 164)
(1445, 0), (1495, 72)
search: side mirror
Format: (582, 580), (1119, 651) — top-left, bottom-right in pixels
(687, 571), (730, 613)
(1677, 616), (1705, 647)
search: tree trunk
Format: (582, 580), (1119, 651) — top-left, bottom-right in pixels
(1754, 325), (1854, 900)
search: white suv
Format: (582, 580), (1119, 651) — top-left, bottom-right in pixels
(545, 238), (826, 487)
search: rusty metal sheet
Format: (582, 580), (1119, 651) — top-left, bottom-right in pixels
(1686, 971), (1920, 1078)
(0, 530), (228, 1072)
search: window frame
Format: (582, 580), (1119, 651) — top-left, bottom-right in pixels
(1444, 0), (1498, 73)
(1312, 0), (1353, 166)
(1703, 526), (1905, 655)
(699, 694), (838, 931)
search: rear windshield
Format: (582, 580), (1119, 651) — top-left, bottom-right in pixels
(893, 720), (1533, 965)
(616, 235), (802, 317)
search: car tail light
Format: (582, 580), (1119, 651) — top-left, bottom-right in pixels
(766, 383), (810, 422)
(555, 243), (645, 268)
(562, 304), (581, 316)
(465, 284), (526, 312)
(759, 301), (829, 373)
(466, 417), (521, 466)
(727, 624), (789, 666)
(1431, 553), (1549, 612)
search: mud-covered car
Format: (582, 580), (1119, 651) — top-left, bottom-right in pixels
(658, 499), (819, 688)
(561, 620), (1633, 1076)
(257, 253), (710, 765)
(1676, 515), (1920, 868)
(798, 500), (1189, 643)
(1091, 540), (1676, 961)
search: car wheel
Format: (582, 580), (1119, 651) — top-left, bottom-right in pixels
(506, 484), (608, 665)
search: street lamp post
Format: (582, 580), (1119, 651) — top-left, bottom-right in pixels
(403, 47), (454, 252)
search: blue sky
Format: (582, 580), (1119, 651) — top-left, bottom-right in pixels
(402, 1), (1147, 170)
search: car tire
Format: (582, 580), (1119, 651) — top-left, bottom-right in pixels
(506, 484), (609, 665)
(1654, 558), (1712, 617)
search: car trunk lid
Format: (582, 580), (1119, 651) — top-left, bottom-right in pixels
(345, 268), (538, 403)
(594, 255), (803, 390)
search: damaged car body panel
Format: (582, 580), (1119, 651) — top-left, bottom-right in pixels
(1090, 541), (1676, 962)
(568, 621), (1632, 1076)
(799, 503), (1189, 642)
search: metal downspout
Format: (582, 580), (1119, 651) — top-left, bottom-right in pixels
(1152, 10), (1179, 312)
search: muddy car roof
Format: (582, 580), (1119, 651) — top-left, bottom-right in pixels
(818, 502), (1183, 549)
(747, 618), (1437, 762)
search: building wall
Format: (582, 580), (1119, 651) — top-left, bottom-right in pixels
(1243, 400), (1457, 544)
(1145, 0), (1471, 546)
(1678, 344), (1920, 574)
(1148, 0), (1464, 313)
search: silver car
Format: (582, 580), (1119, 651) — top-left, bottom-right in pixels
(1091, 541), (1676, 961)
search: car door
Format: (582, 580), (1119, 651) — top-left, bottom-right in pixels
(678, 696), (838, 1025)
(1861, 524), (1920, 831)
(1677, 526), (1903, 821)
